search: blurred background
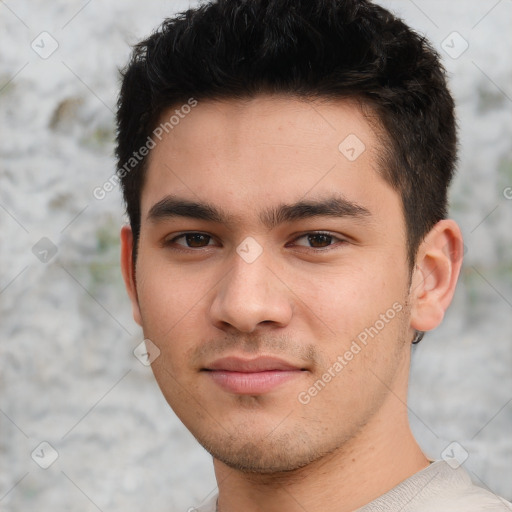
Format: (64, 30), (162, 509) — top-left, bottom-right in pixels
(1, 0), (511, 510)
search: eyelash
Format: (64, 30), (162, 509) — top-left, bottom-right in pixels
(163, 231), (347, 252)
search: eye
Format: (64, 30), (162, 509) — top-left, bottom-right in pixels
(166, 232), (216, 248)
(291, 232), (346, 249)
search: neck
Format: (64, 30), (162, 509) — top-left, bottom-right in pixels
(213, 390), (429, 512)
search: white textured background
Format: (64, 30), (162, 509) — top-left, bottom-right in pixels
(1, 1), (511, 510)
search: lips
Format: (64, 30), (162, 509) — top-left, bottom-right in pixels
(202, 356), (306, 394)
(204, 356), (303, 372)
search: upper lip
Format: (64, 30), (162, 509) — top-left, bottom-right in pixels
(204, 356), (304, 372)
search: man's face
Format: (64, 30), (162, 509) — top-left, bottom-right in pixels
(128, 95), (415, 472)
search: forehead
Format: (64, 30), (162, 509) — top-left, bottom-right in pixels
(141, 94), (399, 227)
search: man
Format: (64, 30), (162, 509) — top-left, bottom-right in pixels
(117, 0), (512, 510)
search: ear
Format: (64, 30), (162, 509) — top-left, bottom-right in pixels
(120, 225), (142, 326)
(409, 219), (464, 332)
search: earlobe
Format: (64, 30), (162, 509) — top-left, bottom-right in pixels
(409, 219), (464, 333)
(120, 225), (143, 326)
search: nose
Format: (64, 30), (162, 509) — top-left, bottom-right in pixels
(209, 248), (293, 334)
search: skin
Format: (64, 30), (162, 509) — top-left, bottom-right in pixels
(121, 94), (463, 512)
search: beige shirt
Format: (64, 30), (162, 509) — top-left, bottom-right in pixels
(193, 460), (512, 512)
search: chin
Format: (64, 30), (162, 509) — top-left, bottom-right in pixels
(196, 429), (328, 474)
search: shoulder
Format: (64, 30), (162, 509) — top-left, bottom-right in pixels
(419, 480), (512, 512)
(420, 461), (512, 512)
(358, 460), (512, 512)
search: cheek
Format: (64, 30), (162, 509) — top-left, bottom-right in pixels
(137, 249), (201, 310)
(289, 259), (405, 336)
(135, 257), (208, 352)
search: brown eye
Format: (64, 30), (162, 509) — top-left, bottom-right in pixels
(293, 232), (344, 249)
(184, 233), (211, 247)
(307, 233), (333, 248)
(167, 232), (215, 248)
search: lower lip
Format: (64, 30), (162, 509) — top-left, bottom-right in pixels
(205, 370), (303, 394)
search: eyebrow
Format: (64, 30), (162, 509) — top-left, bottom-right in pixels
(147, 194), (372, 229)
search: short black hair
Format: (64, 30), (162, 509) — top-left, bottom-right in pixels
(116, 0), (457, 268)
